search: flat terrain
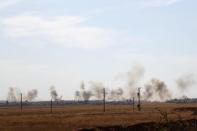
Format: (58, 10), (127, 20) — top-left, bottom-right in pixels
(0, 103), (196, 130)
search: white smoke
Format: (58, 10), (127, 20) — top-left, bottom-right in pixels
(24, 89), (38, 101)
(7, 87), (21, 102)
(89, 81), (105, 100)
(50, 86), (62, 101)
(127, 63), (145, 98)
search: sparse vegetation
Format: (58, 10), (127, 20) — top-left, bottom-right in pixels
(0, 103), (196, 130)
(155, 108), (170, 122)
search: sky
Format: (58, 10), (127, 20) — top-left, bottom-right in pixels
(0, 0), (197, 100)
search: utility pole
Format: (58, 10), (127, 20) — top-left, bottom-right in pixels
(137, 88), (141, 111)
(20, 93), (23, 111)
(103, 88), (105, 112)
(133, 97), (135, 112)
(50, 99), (53, 113)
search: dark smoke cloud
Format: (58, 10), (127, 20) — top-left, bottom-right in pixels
(108, 88), (124, 100)
(50, 86), (62, 101)
(79, 81), (92, 102)
(144, 78), (171, 101)
(127, 63), (145, 97)
(7, 87), (38, 102)
(24, 89), (38, 101)
(143, 84), (153, 100)
(75, 81), (125, 101)
(74, 90), (81, 101)
(7, 87), (21, 102)
(89, 81), (105, 100)
(176, 74), (196, 90)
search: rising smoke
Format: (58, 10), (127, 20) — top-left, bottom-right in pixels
(108, 88), (124, 101)
(89, 81), (105, 100)
(75, 81), (125, 102)
(89, 81), (124, 100)
(144, 78), (171, 101)
(176, 74), (196, 91)
(24, 89), (38, 101)
(74, 64), (196, 102)
(7, 87), (21, 102)
(79, 81), (92, 102)
(75, 64), (172, 102)
(7, 87), (38, 102)
(50, 86), (62, 101)
(127, 63), (145, 98)
(75, 90), (81, 101)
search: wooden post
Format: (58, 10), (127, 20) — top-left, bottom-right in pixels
(133, 97), (134, 112)
(50, 99), (52, 113)
(137, 88), (141, 111)
(20, 93), (23, 111)
(103, 88), (105, 112)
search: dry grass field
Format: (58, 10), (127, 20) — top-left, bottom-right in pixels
(0, 103), (196, 131)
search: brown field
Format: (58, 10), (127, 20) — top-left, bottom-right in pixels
(0, 103), (196, 131)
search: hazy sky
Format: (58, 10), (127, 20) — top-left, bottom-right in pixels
(0, 0), (196, 100)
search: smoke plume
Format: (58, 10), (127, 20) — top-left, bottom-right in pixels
(25, 89), (38, 101)
(89, 81), (105, 100)
(127, 63), (145, 97)
(108, 88), (124, 100)
(79, 82), (92, 102)
(144, 78), (171, 101)
(176, 74), (196, 91)
(74, 64), (196, 102)
(7, 87), (21, 102)
(75, 81), (126, 101)
(75, 91), (81, 101)
(50, 86), (61, 101)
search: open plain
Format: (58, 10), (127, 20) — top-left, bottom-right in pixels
(0, 103), (196, 131)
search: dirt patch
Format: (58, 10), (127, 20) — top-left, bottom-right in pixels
(193, 111), (197, 116)
(174, 107), (197, 116)
(174, 107), (197, 112)
(78, 119), (197, 131)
